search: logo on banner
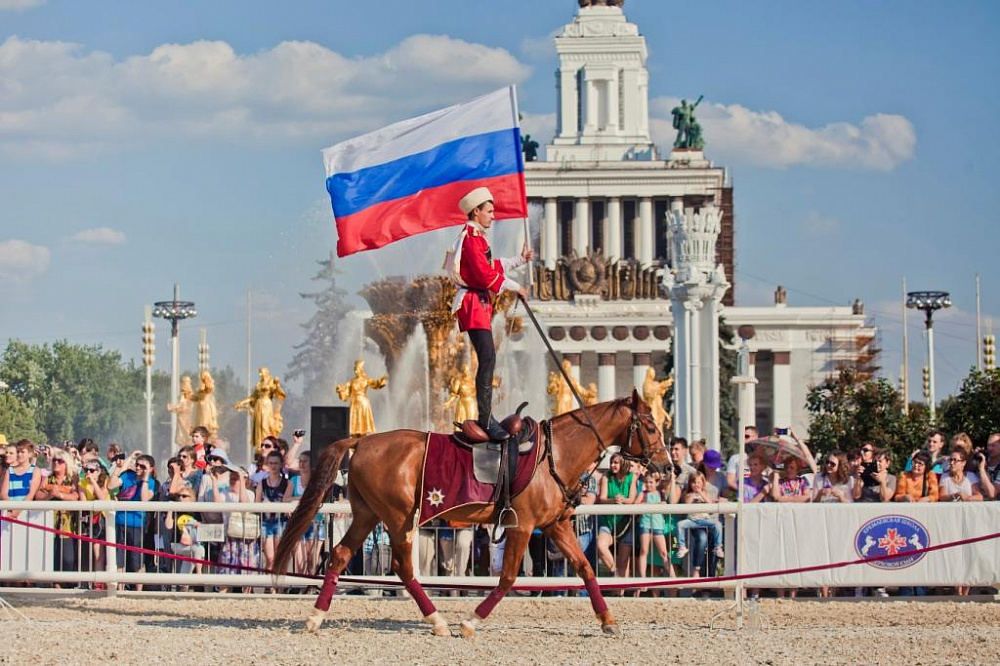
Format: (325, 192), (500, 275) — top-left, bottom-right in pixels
(854, 515), (930, 570)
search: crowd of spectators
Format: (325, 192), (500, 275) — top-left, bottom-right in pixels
(1, 424), (998, 598)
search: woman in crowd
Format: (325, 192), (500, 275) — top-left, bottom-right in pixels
(938, 449), (982, 503)
(938, 448), (982, 595)
(894, 451), (939, 502)
(770, 457), (810, 503)
(284, 450), (324, 575)
(218, 467), (259, 593)
(596, 453), (637, 586)
(812, 450), (852, 504)
(741, 453), (771, 503)
(256, 449), (289, 587)
(35, 447), (81, 583)
(78, 459), (110, 585)
(0, 440), (43, 516)
(2, 441), (16, 475)
(168, 446), (203, 495)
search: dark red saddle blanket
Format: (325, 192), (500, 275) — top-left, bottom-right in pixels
(418, 429), (542, 526)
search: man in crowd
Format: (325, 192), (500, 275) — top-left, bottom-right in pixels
(855, 449), (896, 502)
(109, 453), (156, 590)
(726, 425), (758, 496)
(668, 437), (697, 489)
(977, 432), (999, 500)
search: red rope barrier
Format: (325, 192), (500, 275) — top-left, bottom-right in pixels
(2, 513), (997, 592)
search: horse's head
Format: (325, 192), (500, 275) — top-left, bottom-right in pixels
(618, 388), (670, 470)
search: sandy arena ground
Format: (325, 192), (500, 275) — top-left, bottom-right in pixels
(2, 594), (998, 665)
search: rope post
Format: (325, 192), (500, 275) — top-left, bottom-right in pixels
(104, 506), (118, 597)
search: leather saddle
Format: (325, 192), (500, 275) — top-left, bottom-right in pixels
(453, 410), (536, 485)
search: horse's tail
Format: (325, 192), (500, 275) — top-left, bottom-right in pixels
(273, 437), (357, 576)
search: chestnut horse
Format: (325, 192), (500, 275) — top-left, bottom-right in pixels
(274, 389), (667, 637)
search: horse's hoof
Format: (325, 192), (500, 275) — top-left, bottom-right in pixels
(305, 612), (325, 633)
(602, 623), (622, 637)
(431, 623), (451, 637)
(459, 620), (476, 639)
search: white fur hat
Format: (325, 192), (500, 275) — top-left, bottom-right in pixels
(458, 187), (493, 215)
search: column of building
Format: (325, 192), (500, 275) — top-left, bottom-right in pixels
(538, 196), (671, 262)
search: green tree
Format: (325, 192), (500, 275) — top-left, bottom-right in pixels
(287, 254), (353, 403)
(0, 392), (45, 443)
(805, 367), (929, 467)
(0, 340), (143, 443)
(938, 368), (1000, 446)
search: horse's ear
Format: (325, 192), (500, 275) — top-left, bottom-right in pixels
(630, 388), (640, 408)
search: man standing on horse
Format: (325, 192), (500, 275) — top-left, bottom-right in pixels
(449, 186), (533, 442)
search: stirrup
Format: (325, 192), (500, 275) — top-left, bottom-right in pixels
(497, 506), (518, 529)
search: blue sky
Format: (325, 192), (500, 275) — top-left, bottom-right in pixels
(0, 0), (997, 401)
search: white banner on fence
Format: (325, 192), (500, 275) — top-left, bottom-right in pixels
(0, 510), (54, 573)
(741, 503), (1000, 587)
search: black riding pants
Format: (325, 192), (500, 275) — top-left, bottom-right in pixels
(468, 328), (496, 427)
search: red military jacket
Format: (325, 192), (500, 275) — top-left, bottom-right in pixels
(455, 224), (506, 331)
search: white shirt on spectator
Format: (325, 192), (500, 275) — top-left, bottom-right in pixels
(939, 474), (974, 498)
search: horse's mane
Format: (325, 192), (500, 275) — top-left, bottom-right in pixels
(547, 396), (629, 429)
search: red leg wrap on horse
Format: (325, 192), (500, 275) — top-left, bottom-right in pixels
(314, 571), (340, 612)
(474, 586), (508, 619)
(584, 578), (609, 615)
(404, 579), (437, 617)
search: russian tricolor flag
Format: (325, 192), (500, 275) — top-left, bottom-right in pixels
(323, 86), (528, 257)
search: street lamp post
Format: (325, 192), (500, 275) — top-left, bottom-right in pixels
(906, 290), (951, 419)
(142, 306), (155, 455)
(153, 284), (197, 449)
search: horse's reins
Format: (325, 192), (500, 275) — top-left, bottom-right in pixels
(517, 295), (656, 510)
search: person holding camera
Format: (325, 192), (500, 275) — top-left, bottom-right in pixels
(36, 447), (81, 583)
(668, 437), (697, 489)
(79, 459), (110, 583)
(108, 453), (156, 590)
(854, 447), (896, 502)
(977, 433), (999, 500)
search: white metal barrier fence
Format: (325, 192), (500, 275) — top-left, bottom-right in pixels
(3, 501), (996, 593)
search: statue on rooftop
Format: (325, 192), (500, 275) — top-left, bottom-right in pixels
(671, 95), (705, 150)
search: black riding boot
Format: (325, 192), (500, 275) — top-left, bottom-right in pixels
(470, 328), (509, 442)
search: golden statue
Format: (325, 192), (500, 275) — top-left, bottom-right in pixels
(166, 375), (194, 447)
(235, 367), (286, 450)
(642, 366), (674, 433)
(336, 359), (387, 437)
(547, 359), (597, 416)
(192, 369), (219, 438)
(443, 363), (478, 425)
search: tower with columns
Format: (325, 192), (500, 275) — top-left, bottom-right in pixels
(665, 204), (729, 447)
(517, 1), (877, 447)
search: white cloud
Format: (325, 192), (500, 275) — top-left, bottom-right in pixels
(520, 31), (558, 60)
(0, 239), (50, 281)
(800, 211), (840, 236)
(0, 35), (531, 160)
(0, 0), (44, 10)
(70, 227), (127, 246)
(650, 97), (916, 171)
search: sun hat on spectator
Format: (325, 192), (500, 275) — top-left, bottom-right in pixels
(703, 449), (724, 469)
(206, 450), (237, 472)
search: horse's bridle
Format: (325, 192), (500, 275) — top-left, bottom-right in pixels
(618, 408), (666, 469)
(543, 399), (666, 510)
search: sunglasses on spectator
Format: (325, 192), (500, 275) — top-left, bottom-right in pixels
(948, 457), (963, 463)
(136, 464), (150, 471)
(52, 458), (66, 465)
(180, 454), (191, 459)
(84, 466), (100, 473)
(825, 460), (837, 467)
(861, 447), (874, 453)
(261, 443), (275, 450)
